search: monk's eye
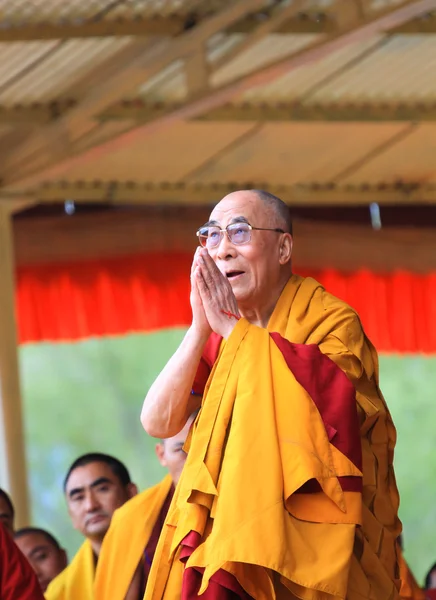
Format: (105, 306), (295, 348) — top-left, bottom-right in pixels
(35, 551), (48, 562)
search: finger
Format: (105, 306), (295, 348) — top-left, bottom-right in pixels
(199, 249), (225, 285)
(191, 247), (201, 276)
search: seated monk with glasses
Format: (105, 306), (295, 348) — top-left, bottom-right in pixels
(141, 189), (401, 600)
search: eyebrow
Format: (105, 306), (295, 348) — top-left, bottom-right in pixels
(68, 476), (113, 499)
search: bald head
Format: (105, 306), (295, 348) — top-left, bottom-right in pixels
(250, 190), (293, 235)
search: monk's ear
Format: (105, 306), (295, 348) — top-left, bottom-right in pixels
(126, 483), (138, 499)
(155, 443), (166, 468)
(60, 549), (68, 569)
(279, 233), (293, 265)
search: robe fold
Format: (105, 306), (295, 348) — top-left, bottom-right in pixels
(94, 475), (173, 600)
(398, 548), (425, 600)
(144, 274), (401, 600)
(45, 540), (94, 600)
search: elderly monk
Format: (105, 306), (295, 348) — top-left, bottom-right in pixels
(140, 189), (401, 600)
(0, 488), (14, 535)
(95, 415), (196, 600)
(0, 521), (45, 599)
(45, 453), (137, 600)
(14, 527), (67, 592)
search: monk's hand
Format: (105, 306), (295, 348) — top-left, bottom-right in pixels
(196, 248), (240, 339)
(190, 247), (212, 340)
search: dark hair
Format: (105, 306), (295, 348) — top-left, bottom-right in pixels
(14, 527), (62, 550)
(252, 189), (293, 235)
(425, 562), (436, 589)
(0, 489), (14, 519)
(63, 453), (132, 491)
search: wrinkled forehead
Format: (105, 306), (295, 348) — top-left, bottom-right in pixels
(209, 192), (265, 226)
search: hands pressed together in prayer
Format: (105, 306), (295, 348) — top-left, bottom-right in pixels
(190, 248), (240, 340)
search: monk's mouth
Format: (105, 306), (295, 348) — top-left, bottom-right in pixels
(226, 271), (244, 279)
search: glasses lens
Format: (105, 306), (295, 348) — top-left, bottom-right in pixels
(228, 222), (251, 245)
(198, 226), (221, 248)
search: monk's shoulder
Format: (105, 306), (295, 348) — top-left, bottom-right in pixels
(111, 479), (167, 525)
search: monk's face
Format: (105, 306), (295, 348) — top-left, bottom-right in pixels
(15, 532), (67, 591)
(207, 192), (289, 309)
(0, 494), (14, 535)
(65, 462), (136, 542)
(156, 418), (193, 486)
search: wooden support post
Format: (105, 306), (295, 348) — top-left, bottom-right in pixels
(0, 204), (29, 527)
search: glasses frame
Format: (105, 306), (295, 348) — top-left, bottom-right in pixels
(196, 222), (286, 248)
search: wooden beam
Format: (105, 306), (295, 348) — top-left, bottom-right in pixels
(1, 9), (435, 41)
(0, 16), (186, 41)
(3, 0), (436, 192)
(8, 181), (436, 206)
(99, 100), (436, 123)
(185, 45), (210, 97)
(3, 100), (436, 126)
(0, 204), (29, 528)
(1, 0), (267, 180)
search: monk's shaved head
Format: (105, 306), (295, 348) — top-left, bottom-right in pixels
(250, 190), (293, 235)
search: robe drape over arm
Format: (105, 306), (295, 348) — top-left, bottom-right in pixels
(45, 540), (95, 600)
(144, 275), (401, 600)
(0, 522), (45, 600)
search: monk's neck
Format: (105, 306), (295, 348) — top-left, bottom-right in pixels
(239, 275), (291, 328)
(89, 538), (103, 559)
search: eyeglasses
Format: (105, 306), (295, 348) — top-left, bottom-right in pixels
(196, 222), (285, 249)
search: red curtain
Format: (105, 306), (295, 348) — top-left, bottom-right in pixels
(16, 252), (436, 353)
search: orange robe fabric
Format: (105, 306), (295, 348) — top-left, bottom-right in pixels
(94, 475), (173, 600)
(144, 274), (401, 600)
(398, 547), (425, 600)
(45, 540), (94, 600)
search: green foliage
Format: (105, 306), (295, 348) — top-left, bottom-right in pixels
(18, 334), (436, 584)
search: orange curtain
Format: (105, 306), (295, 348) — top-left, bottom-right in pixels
(16, 253), (436, 353)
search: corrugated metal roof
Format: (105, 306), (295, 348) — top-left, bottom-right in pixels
(0, 37), (132, 104)
(211, 33), (319, 88)
(234, 35), (385, 102)
(307, 35), (436, 102)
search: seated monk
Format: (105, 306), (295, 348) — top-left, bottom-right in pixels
(45, 453), (137, 600)
(397, 535), (425, 600)
(14, 527), (68, 592)
(94, 415), (196, 600)
(140, 189), (401, 600)
(0, 488), (15, 535)
(0, 521), (45, 599)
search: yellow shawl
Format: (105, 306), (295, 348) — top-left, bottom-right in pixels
(145, 275), (401, 600)
(45, 540), (94, 600)
(398, 547), (425, 600)
(94, 475), (173, 600)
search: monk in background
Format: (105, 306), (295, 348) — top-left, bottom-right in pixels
(0, 521), (45, 599)
(15, 527), (67, 592)
(45, 453), (137, 600)
(141, 190), (401, 599)
(95, 415), (195, 600)
(0, 488), (15, 535)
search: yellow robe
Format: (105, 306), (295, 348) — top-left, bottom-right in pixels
(145, 274), (401, 600)
(45, 540), (94, 600)
(94, 475), (173, 600)
(398, 547), (425, 600)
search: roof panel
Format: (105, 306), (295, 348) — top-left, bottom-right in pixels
(211, 33), (319, 88)
(234, 35), (384, 103)
(0, 37), (132, 104)
(185, 122), (405, 186)
(307, 35), (436, 103)
(340, 124), (436, 185)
